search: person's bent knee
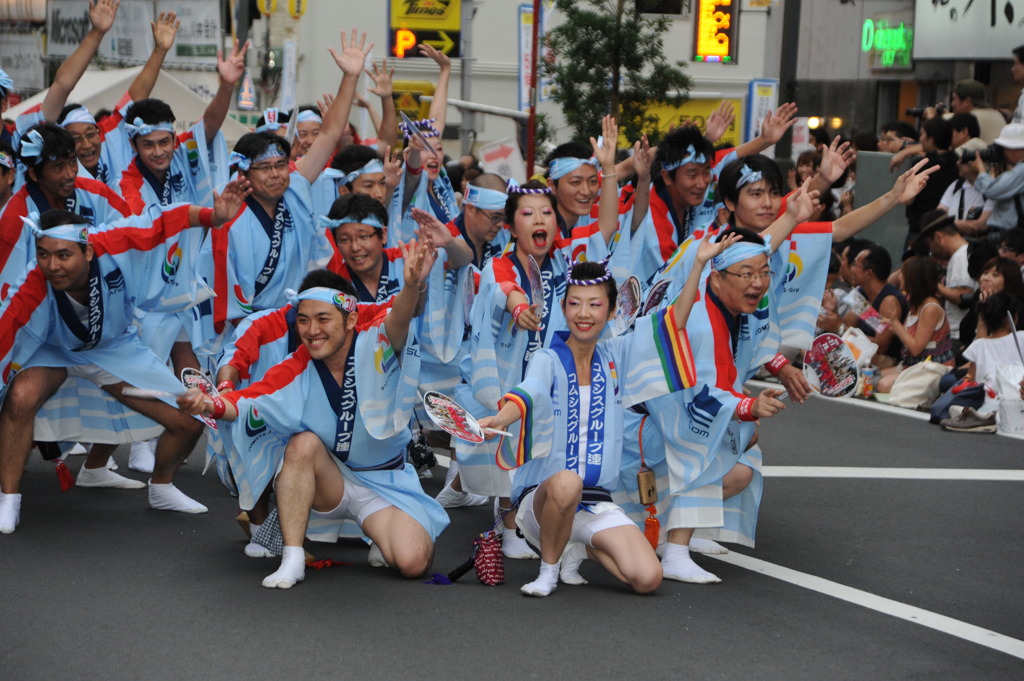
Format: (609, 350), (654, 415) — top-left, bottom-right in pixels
(630, 565), (663, 594)
(394, 548), (432, 579)
(3, 371), (55, 419)
(544, 470), (584, 506)
(283, 432), (324, 466)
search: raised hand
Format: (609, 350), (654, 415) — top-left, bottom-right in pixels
(785, 183), (822, 223)
(212, 177), (251, 225)
(819, 135), (856, 184)
(417, 42), (450, 70)
(759, 102), (798, 145)
(891, 158), (940, 205)
(632, 134), (653, 183)
(366, 59), (395, 98)
(695, 230), (741, 265)
(151, 11), (180, 52)
(217, 38), (250, 86)
(317, 92), (335, 119)
(591, 115), (618, 172)
(89, 0), (119, 34)
(382, 145), (402, 189)
(328, 29), (373, 78)
(411, 207), (453, 248)
(704, 100), (735, 143)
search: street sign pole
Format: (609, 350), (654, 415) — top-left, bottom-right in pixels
(526, 0), (540, 176)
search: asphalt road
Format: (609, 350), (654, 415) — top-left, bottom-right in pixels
(2, 394), (1022, 680)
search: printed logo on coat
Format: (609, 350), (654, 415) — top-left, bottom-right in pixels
(244, 406), (267, 437)
(103, 268), (125, 293)
(161, 241), (183, 283)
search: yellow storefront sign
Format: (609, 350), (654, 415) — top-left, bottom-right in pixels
(390, 0), (461, 31)
(636, 98), (745, 148)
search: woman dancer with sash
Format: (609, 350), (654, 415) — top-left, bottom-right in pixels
(477, 234), (734, 596)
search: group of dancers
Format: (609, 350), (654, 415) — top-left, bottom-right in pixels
(0, 4), (942, 594)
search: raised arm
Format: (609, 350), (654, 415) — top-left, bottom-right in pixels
(832, 158), (938, 241)
(672, 232), (741, 327)
(296, 30), (372, 183)
(202, 38), (250, 145)
(41, 0), (118, 121)
(704, 100), (735, 144)
(764, 183), (821, 251)
(366, 59), (398, 151)
(592, 115), (620, 246)
(806, 136), (855, 200)
(734, 103), (798, 158)
(410, 207), (472, 269)
(419, 43), (451, 132)
(629, 134), (653, 234)
(128, 12), (180, 103)
(384, 238), (430, 354)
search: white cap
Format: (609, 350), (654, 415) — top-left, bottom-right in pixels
(994, 123), (1024, 149)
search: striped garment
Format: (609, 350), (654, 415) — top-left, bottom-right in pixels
(387, 166), (460, 245)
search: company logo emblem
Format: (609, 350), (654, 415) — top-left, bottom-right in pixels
(244, 406), (267, 437)
(161, 241), (182, 282)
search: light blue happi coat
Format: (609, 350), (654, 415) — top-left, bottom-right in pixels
(0, 205), (215, 443)
(228, 321), (446, 542)
(499, 309), (696, 506)
(387, 167), (459, 244)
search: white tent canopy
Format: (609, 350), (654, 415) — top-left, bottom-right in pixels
(7, 67), (251, 147)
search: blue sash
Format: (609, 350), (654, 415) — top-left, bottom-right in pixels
(510, 254), (556, 374)
(550, 334), (607, 488)
(246, 196), (292, 299)
(136, 157), (173, 206)
(26, 181), (79, 216)
(53, 258), (105, 351)
(312, 342), (358, 461)
(349, 253), (394, 303)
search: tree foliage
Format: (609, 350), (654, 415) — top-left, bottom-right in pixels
(543, 0), (692, 144)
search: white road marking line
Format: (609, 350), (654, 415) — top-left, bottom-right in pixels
(763, 466), (1024, 481)
(710, 551), (1024, 660)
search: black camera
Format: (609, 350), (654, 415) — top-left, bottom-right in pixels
(905, 103), (947, 117)
(960, 144), (1004, 164)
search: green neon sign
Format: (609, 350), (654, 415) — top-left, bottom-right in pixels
(861, 19), (913, 68)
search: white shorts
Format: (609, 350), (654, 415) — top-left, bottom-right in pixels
(66, 364), (122, 388)
(310, 473), (392, 528)
(515, 489), (634, 550)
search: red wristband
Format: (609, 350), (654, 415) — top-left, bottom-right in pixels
(208, 393), (226, 419)
(765, 353), (790, 377)
(198, 207), (214, 229)
(407, 165), (423, 176)
(736, 397), (757, 422)
(512, 303), (530, 324)
(216, 380), (236, 393)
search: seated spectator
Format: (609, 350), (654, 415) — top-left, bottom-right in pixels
(877, 255), (956, 393)
(819, 241), (907, 367)
(917, 210), (978, 352)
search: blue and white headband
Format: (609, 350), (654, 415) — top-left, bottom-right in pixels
(323, 158), (385, 186)
(398, 118), (440, 140)
(255, 107), (286, 132)
(0, 67), (12, 97)
(506, 178), (551, 195)
(564, 256), (613, 286)
(736, 164), (764, 190)
(60, 106), (97, 128)
(229, 144), (288, 171)
(125, 118), (175, 139)
(463, 183), (508, 210)
(18, 129), (46, 160)
(286, 286), (357, 314)
(318, 213), (386, 231)
(711, 234), (772, 272)
(661, 144), (708, 172)
(296, 109), (322, 125)
(23, 213), (89, 245)
(0, 151), (14, 170)
(548, 156), (599, 181)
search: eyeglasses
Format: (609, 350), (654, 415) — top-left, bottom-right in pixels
(336, 232), (380, 247)
(720, 268), (773, 283)
(248, 160), (290, 174)
(477, 208), (505, 225)
(998, 245), (1018, 255)
(71, 130), (101, 145)
(878, 135), (899, 143)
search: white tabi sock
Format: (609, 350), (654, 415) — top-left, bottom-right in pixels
(262, 546), (306, 589)
(129, 439), (156, 474)
(244, 522), (275, 557)
(0, 493), (22, 534)
(559, 542), (589, 585)
(688, 537), (729, 555)
(77, 465), (146, 489)
(148, 481), (208, 514)
(502, 527), (539, 560)
(444, 460), (459, 487)
(521, 560), (560, 597)
(661, 543), (721, 584)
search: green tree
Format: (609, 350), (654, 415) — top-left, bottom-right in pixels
(543, 0), (692, 144)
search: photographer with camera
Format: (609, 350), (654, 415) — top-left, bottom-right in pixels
(966, 124), (1024, 234)
(904, 118), (960, 249)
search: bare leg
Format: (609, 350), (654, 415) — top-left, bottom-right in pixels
(361, 506), (433, 578)
(521, 471), (582, 597)
(0, 367), (68, 494)
(588, 525), (663, 594)
(77, 442), (145, 489)
(83, 443), (117, 470)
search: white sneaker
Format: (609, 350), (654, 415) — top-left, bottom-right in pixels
(0, 493), (21, 534)
(129, 439), (156, 474)
(76, 466), (145, 489)
(147, 481), (207, 513)
(435, 482), (488, 509)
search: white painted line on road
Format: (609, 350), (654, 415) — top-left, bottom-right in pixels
(763, 466), (1024, 481)
(711, 551), (1024, 661)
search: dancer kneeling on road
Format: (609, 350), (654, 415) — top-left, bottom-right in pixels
(0, 180), (251, 533)
(177, 242), (449, 590)
(477, 233), (737, 597)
